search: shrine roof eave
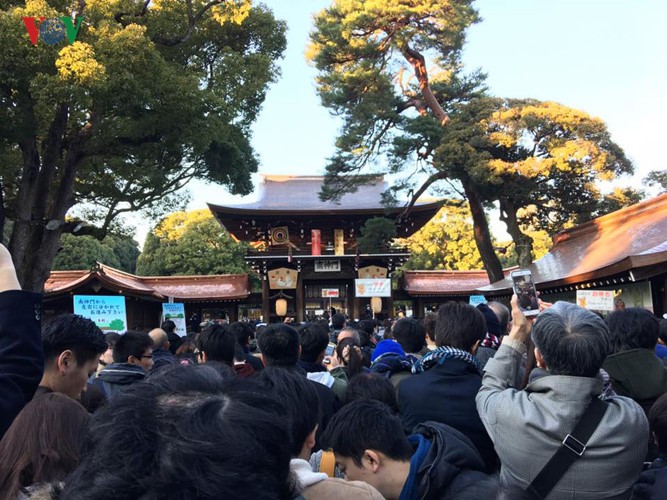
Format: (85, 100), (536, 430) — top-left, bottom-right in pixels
(207, 200), (443, 218)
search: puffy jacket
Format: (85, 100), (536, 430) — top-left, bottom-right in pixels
(94, 363), (146, 398)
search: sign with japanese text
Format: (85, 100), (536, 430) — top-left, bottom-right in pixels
(334, 229), (345, 256)
(162, 303), (187, 337)
(576, 290), (615, 311)
(355, 279), (391, 298)
(73, 295), (127, 333)
(322, 288), (340, 298)
(311, 229), (321, 256)
(314, 260), (341, 272)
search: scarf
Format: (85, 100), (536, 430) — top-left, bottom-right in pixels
(412, 346), (482, 375)
(480, 332), (500, 350)
(370, 353), (418, 378)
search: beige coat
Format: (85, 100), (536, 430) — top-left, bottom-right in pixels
(291, 458), (385, 500)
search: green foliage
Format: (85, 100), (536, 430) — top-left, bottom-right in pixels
(594, 187), (645, 218)
(399, 204), (484, 270)
(357, 217), (397, 253)
(52, 233), (140, 272)
(136, 209), (252, 276)
(644, 170), (667, 195)
(108, 319), (125, 331)
(0, 0), (287, 290)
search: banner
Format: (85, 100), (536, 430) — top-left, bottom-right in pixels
(268, 267), (298, 289)
(334, 229), (345, 256)
(73, 295), (127, 333)
(322, 288), (340, 298)
(311, 229), (321, 256)
(355, 279), (391, 298)
(162, 303), (187, 337)
(314, 260), (340, 272)
(576, 290), (615, 311)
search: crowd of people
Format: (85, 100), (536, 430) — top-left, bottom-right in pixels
(1, 241), (667, 499)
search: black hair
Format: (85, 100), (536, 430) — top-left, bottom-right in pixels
(112, 331), (153, 363)
(234, 342), (245, 363)
(321, 400), (413, 467)
(357, 320), (374, 347)
(606, 307), (660, 352)
(196, 323), (236, 365)
(331, 313), (346, 330)
(424, 313), (437, 342)
(42, 314), (107, 365)
(650, 392), (667, 454)
(104, 332), (121, 348)
(435, 302), (486, 350)
(336, 337), (364, 379)
(161, 320), (176, 334)
(659, 319), (667, 345)
(392, 318), (425, 354)
(228, 321), (254, 347)
(60, 366), (295, 500)
(298, 323), (329, 363)
(256, 367), (320, 457)
(343, 372), (399, 414)
(257, 324), (300, 367)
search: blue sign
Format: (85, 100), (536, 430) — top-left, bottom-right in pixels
(468, 295), (487, 307)
(73, 295), (127, 333)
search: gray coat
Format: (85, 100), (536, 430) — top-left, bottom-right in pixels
(476, 342), (648, 500)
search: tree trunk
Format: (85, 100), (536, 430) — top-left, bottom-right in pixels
(498, 197), (534, 269)
(461, 176), (504, 283)
(8, 104), (93, 292)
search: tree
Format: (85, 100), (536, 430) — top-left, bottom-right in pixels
(310, 2), (634, 280)
(136, 209), (251, 276)
(0, 0), (286, 291)
(398, 203), (484, 271)
(357, 217), (397, 253)
(52, 232), (140, 272)
(644, 170), (667, 195)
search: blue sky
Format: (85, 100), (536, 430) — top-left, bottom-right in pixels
(138, 0), (665, 243)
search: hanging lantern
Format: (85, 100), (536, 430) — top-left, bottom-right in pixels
(275, 297), (288, 317)
(370, 296), (382, 314)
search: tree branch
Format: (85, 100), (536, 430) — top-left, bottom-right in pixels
(401, 45), (449, 126)
(153, 0), (224, 46)
(397, 170), (449, 222)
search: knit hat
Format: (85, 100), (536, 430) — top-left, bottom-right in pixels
(476, 303), (501, 336)
(371, 339), (406, 362)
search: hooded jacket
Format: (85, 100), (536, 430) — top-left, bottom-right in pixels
(603, 349), (667, 401)
(403, 421), (498, 500)
(93, 363), (146, 398)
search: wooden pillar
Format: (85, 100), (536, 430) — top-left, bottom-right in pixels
(262, 278), (270, 323)
(386, 293), (394, 319)
(296, 275), (304, 323)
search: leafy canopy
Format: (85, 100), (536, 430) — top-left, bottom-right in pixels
(136, 209), (251, 276)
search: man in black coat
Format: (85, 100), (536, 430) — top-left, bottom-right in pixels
(397, 301), (497, 472)
(0, 244), (44, 439)
(257, 322), (339, 451)
(322, 400), (497, 499)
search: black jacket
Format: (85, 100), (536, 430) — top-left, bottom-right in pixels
(398, 358), (497, 472)
(94, 363), (146, 398)
(151, 348), (177, 372)
(0, 290), (43, 439)
(410, 421), (498, 500)
(631, 458), (667, 500)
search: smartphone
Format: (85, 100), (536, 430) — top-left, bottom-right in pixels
(325, 343), (336, 357)
(510, 269), (540, 316)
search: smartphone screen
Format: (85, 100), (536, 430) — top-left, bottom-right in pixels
(325, 343), (335, 357)
(511, 270), (540, 316)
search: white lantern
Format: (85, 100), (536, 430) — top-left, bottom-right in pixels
(275, 297), (288, 317)
(370, 296), (382, 314)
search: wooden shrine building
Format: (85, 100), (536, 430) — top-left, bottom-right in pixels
(209, 175), (442, 322)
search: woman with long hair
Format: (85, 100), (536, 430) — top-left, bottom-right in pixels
(0, 393), (90, 500)
(335, 337), (365, 379)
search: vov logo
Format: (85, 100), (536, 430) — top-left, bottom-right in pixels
(22, 16), (84, 45)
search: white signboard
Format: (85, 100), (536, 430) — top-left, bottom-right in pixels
(322, 288), (340, 298)
(469, 295), (487, 306)
(73, 295), (127, 333)
(355, 279), (391, 298)
(576, 290), (615, 311)
(314, 260), (341, 272)
(162, 303), (187, 337)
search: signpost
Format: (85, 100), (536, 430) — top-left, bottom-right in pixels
(576, 290), (615, 312)
(162, 303), (187, 337)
